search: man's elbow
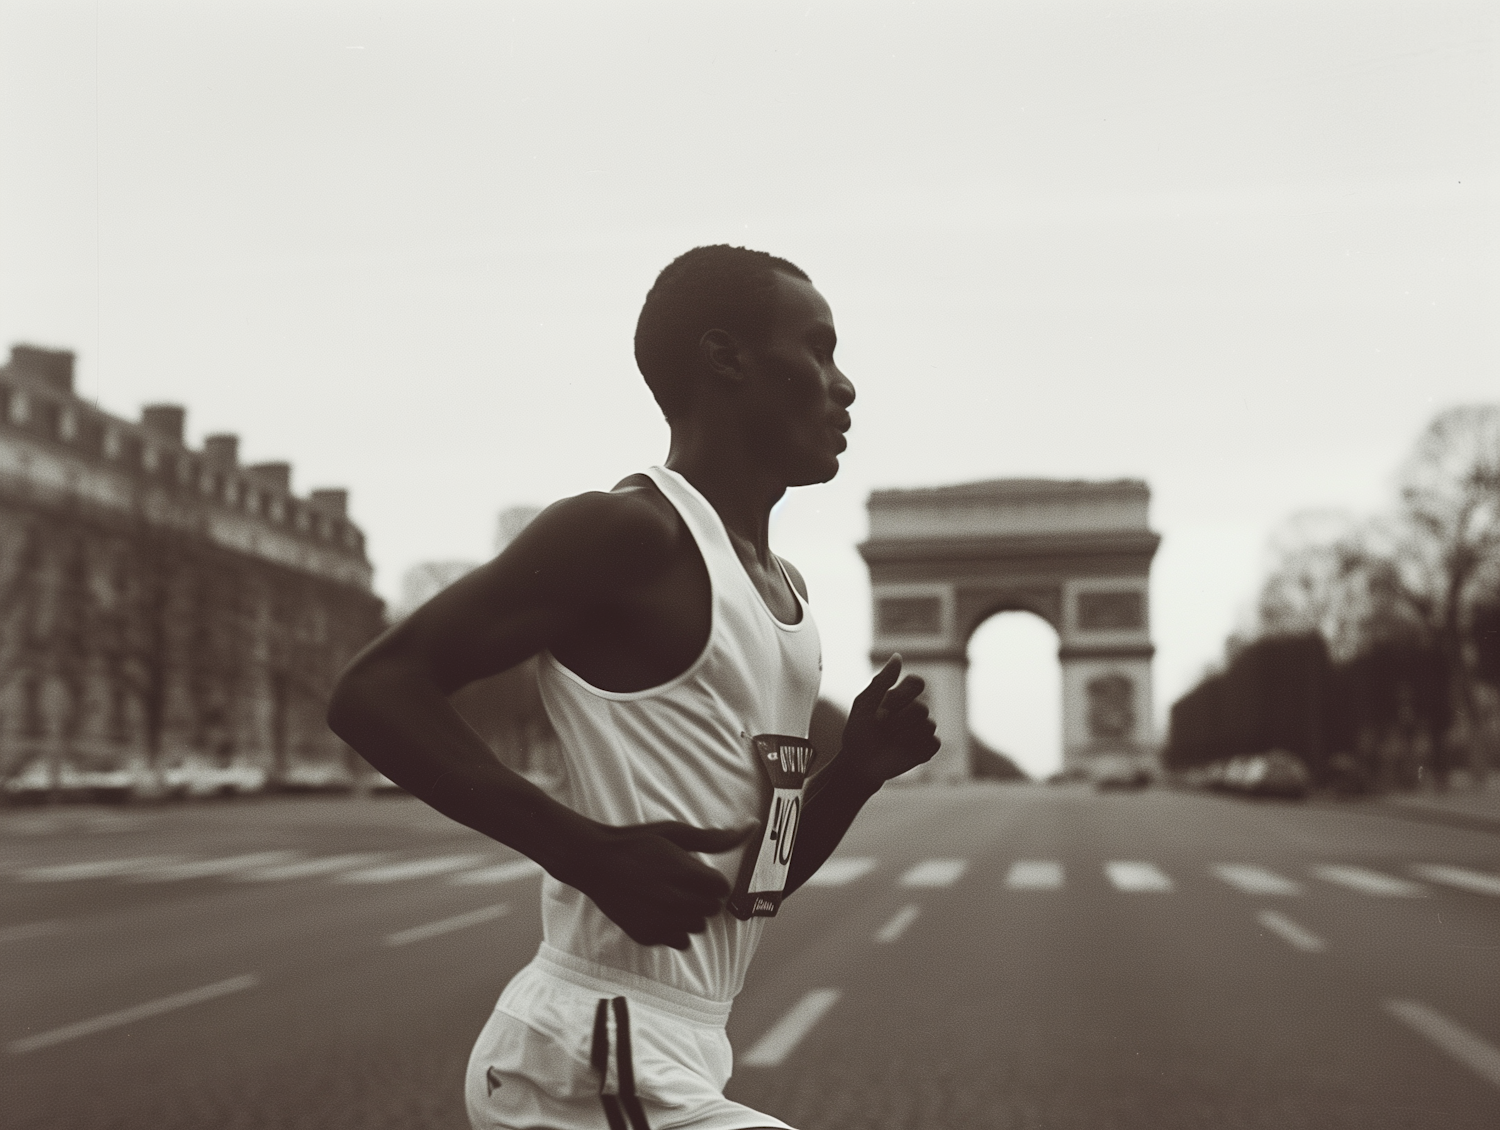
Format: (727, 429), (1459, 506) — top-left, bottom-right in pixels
(325, 663), (366, 744)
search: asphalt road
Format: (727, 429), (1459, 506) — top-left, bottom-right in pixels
(3, 786), (1498, 1130)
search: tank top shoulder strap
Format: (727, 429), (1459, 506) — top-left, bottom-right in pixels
(642, 465), (740, 587)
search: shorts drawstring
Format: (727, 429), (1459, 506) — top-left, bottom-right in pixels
(592, 996), (651, 1130)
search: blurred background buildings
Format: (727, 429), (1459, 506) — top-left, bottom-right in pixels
(0, 343), (383, 798)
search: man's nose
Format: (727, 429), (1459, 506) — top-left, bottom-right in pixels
(830, 369), (855, 408)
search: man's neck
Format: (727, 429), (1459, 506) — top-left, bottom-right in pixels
(664, 427), (786, 564)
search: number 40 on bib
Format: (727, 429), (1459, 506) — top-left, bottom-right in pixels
(729, 735), (817, 920)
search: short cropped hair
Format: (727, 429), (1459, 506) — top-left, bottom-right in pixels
(634, 245), (810, 420)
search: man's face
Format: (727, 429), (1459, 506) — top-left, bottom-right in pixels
(737, 272), (856, 486)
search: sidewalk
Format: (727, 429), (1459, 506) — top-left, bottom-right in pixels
(1365, 773), (1500, 835)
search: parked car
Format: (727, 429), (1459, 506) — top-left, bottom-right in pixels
(1214, 751), (1310, 799)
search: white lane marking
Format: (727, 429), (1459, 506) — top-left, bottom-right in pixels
(17, 855), (180, 882)
(1105, 861), (1174, 892)
(741, 989), (841, 1068)
(131, 851), (300, 882)
(1256, 909), (1327, 953)
(384, 904), (510, 946)
(804, 857), (877, 887)
(336, 853), (488, 884)
(8, 973), (260, 1054)
(1214, 864), (1303, 896)
(1411, 864), (1500, 898)
(237, 853), (384, 882)
(449, 859), (542, 886)
(1006, 861), (1063, 890)
(0, 920), (63, 944)
(874, 904), (921, 943)
(1314, 865), (1426, 898)
(899, 859), (967, 888)
(1386, 999), (1500, 1090)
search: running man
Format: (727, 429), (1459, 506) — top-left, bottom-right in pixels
(328, 245), (940, 1130)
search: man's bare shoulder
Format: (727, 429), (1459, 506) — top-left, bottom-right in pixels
(515, 475), (684, 590)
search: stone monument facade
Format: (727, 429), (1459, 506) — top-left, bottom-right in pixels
(859, 478), (1159, 782)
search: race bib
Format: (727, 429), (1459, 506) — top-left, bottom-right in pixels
(729, 734), (818, 920)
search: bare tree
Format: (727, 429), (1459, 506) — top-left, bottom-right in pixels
(1385, 406), (1500, 780)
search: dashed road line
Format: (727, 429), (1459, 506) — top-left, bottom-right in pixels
(1410, 864), (1500, 898)
(1385, 999), (1500, 1090)
(1105, 861), (1174, 892)
(131, 851), (300, 882)
(899, 859), (967, 888)
(874, 904), (921, 943)
(9, 974), (260, 1054)
(741, 989), (841, 1068)
(1213, 864), (1302, 896)
(0, 920), (63, 944)
(1005, 861), (1063, 890)
(337, 853), (489, 884)
(17, 855), (181, 882)
(1256, 909), (1326, 952)
(804, 857), (877, 887)
(1313, 865), (1426, 898)
(238, 853), (385, 882)
(450, 859), (542, 886)
(384, 904), (510, 946)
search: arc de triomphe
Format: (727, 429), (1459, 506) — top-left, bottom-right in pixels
(858, 479), (1160, 782)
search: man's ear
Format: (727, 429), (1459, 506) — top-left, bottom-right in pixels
(699, 328), (746, 382)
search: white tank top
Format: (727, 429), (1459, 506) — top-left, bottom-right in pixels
(534, 464), (823, 1006)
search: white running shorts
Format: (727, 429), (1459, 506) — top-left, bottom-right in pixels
(466, 954), (793, 1130)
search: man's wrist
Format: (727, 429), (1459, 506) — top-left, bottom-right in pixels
(818, 749), (884, 801)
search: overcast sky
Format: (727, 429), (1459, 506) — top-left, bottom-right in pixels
(3, 1), (1496, 777)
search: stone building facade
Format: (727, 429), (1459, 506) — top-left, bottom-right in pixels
(0, 344), (384, 792)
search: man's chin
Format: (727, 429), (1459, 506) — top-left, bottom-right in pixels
(788, 454), (841, 487)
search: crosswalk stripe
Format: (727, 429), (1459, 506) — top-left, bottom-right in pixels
(1105, 861), (1174, 892)
(17, 856), (181, 882)
(384, 904), (510, 946)
(8, 974), (260, 1054)
(130, 852), (299, 882)
(1006, 861), (1064, 890)
(874, 904), (921, 943)
(0, 920), (64, 944)
(449, 860), (542, 886)
(1213, 864), (1303, 896)
(1410, 864), (1500, 898)
(741, 989), (841, 1068)
(899, 859), (967, 888)
(804, 857), (877, 887)
(237, 853), (385, 882)
(1386, 999), (1500, 1090)
(1313, 865), (1426, 898)
(1256, 910), (1326, 952)
(336, 853), (489, 884)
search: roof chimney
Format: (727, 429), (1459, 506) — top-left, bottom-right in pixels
(246, 462), (291, 492)
(203, 434), (239, 468)
(309, 489), (348, 519)
(141, 404), (186, 443)
(9, 345), (76, 394)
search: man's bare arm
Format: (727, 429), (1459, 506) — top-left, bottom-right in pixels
(784, 656), (939, 897)
(326, 490), (747, 948)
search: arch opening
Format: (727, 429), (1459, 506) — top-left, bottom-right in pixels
(966, 611), (1061, 782)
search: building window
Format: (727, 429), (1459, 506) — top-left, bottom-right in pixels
(0, 384), (11, 423)
(120, 435), (143, 469)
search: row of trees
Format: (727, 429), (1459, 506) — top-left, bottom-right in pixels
(0, 493), (383, 791)
(1167, 405), (1500, 789)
